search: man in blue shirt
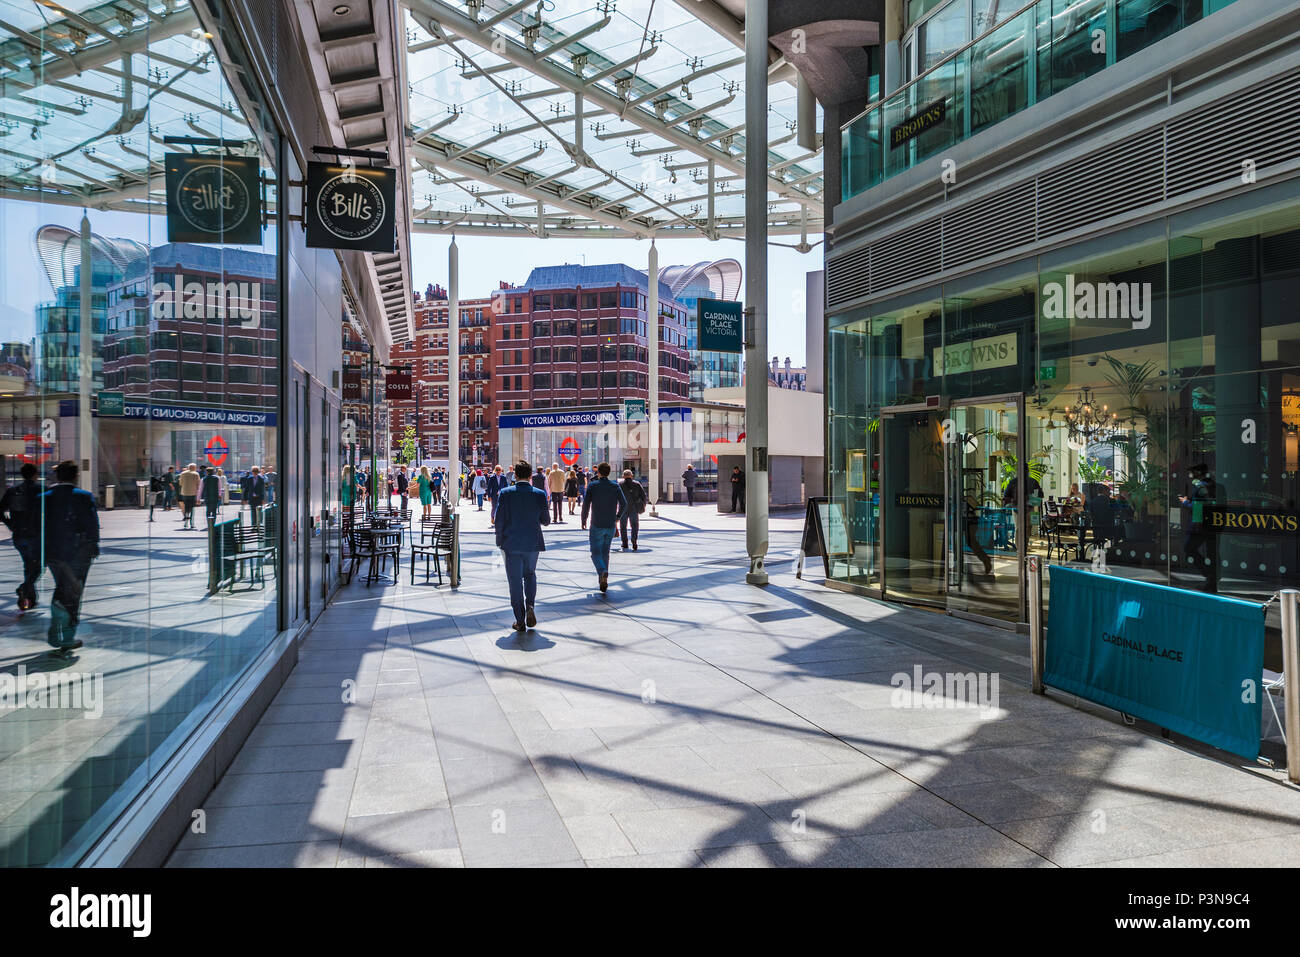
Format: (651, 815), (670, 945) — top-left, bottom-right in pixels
(42, 460), (99, 655)
(581, 462), (627, 593)
(494, 461), (551, 632)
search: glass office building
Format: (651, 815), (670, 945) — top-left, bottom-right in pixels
(0, 0), (353, 866)
(824, 0), (1300, 627)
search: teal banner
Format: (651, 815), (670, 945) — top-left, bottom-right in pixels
(1045, 567), (1266, 758)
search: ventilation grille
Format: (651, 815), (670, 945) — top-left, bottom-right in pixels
(1167, 69), (1300, 198)
(941, 181), (1035, 270)
(828, 65), (1300, 310)
(1036, 127), (1164, 237)
(869, 218), (941, 291)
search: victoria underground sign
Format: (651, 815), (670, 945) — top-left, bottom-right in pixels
(305, 162), (398, 253)
(697, 297), (743, 354)
(165, 154), (263, 245)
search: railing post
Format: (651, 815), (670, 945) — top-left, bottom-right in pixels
(1027, 554), (1044, 694)
(1281, 589), (1300, 784)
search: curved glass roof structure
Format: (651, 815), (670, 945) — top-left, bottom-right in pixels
(660, 258), (742, 299)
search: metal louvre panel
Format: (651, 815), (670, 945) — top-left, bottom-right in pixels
(868, 218), (940, 293)
(941, 181), (1035, 271)
(1167, 69), (1300, 197)
(826, 245), (871, 308)
(1036, 127), (1164, 237)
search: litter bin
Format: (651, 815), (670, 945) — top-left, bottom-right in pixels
(104, 485), (115, 510)
(136, 481), (150, 508)
(667, 483), (675, 503)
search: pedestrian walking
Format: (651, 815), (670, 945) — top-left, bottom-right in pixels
(581, 462), (627, 593)
(42, 460), (99, 656)
(546, 462), (567, 523)
(473, 470), (487, 510)
(618, 469), (647, 551)
(531, 466), (545, 492)
(682, 464), (698, 506)
(431, 467), (443, 503)
(729, 465), (746, 513)
(396, 466), (409, 512)
(178, 462), (201, 529)
(487, 465), (505, 525)
(162, 466), (177, 510)
(201, 466), (221, 524)
(1, 463), (43, 610)
(494, 462), (550, 632)
(417, 465), (434, 519)
(216, 467), (229, 504)
(264, 467), (278, 505)
(576, 466), (588, 504)
(241, 466), (267, 527)
(564, 468), (579, 515)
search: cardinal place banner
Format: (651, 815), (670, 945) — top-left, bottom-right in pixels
(165, 154), (263, 245)
(1044, 566), (1266, 759)
(306, 162), (397, 253)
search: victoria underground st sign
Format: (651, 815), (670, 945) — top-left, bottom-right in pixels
(697, 297), (743, 354)
(305, 162), (398, 253)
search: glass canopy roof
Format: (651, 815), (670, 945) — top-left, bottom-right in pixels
(405, 0), (823, 239)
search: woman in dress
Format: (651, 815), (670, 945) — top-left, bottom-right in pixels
(417, 465), (434, 519)
(565, 468), (579, 514)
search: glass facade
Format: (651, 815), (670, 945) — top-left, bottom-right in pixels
(844, 0), (1239, 200)
(0, 3), (283, 865)
(828, 186), (1300, 622)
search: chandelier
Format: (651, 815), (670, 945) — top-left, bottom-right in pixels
(1061, 386), (1118, 443)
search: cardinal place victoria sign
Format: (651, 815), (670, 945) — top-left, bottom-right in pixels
(306, 162), (397, 253)
(165, 154), (262, 245)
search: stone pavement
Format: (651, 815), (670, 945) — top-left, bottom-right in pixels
(168, 501), (1300, 867)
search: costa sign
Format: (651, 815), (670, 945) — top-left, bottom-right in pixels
(305, 161), (397, 253)
(385, 371), (412, 401)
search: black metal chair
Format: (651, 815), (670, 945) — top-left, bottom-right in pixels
(411, 525), (454, 586)
(362, 528), (402, 585)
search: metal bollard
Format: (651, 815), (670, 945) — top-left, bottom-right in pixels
(1027, 555), (1044, 695)
(1281, 589), (1300, 784)
(449, 511), (461, 588)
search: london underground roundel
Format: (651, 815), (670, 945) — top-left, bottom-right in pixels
(558, 436), (581, 466)
(205, 435), (229, 466)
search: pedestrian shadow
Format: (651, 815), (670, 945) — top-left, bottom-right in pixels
(496, 631), (556, 652)
(2, 651), (82, 676)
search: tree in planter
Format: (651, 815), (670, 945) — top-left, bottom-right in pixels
(399, 426), (418, 466)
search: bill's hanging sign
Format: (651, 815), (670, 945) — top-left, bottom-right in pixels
(305, 162), (397, 253)
(165, 154), (262, 245)
(384, 371), (412, 401)
(697, 298), (743, 354)
(889, 98), (947, 149)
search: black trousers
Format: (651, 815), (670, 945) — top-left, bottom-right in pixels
(551, 492), (564, 522)
(12, 536), (39, 602)
(685, 485), (694, 505)
(619, 511), (639, 546)
(47, 557), (91, 645)
(731, 486), (745, 512)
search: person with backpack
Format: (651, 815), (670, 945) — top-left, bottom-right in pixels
(1, 463), (43, 610)
(581, 462), (627, 593)
(618, 469), (647, 551)
(42, 460), (99, 656)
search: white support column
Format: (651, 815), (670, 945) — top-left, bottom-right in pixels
(79, 212), (94, 494)
(448, 237), (461, 506)
(647, 239), (659, 516)
(744, 0), (769, 586)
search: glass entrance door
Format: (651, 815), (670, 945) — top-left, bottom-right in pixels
(945, 397), (1025, 622)
(880, 409), (946, 605)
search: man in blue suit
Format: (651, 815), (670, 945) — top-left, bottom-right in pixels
(494, 461), (551, 632)
(42, 460), (99, 655)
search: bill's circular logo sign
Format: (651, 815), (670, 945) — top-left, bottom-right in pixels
(316, 171), (386, 243)
(176, 162), (251, 235)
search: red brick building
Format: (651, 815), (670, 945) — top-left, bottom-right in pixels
(492, 263), (690, 417)
(388, 283), (498, 466)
